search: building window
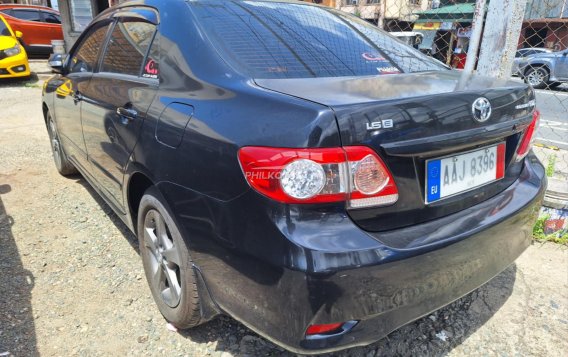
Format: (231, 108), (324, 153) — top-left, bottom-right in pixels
(409, 0), (421, 5)
(69, 0), (93, 32)
(367, 0), (380, 4)
(345, 0), (358, 5)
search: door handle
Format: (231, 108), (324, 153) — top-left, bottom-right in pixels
(73, 91), (83, 104)
(116, 106), (138, 124)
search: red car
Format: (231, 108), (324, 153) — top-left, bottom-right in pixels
(0, 4), (63, 55)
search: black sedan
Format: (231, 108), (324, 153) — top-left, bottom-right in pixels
(42, 0), (545, 354)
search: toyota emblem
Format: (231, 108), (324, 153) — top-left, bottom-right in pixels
(472, 97), (492, 122)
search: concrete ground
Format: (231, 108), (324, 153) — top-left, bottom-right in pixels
(534, 147), (568, 209)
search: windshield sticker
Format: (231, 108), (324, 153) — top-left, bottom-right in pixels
(377, 66), (400, 74)
(362, 52), (386, 62)
(143, 59), (159, 79)
(267, 66), (288, 73)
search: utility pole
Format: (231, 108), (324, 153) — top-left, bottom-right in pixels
(379, 0), (387, 29)
(463, 0), (487, 76)
(476, 0), (529, 78)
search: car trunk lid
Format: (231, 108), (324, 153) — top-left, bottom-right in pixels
(255, 71), (536, 231)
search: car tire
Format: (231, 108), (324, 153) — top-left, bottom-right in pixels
(137, 187), (202, 328)
(524, 67), (549, 89)
(46, 112), (77, 176)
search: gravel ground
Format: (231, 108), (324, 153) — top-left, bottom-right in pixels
(0, 77), (567, 357)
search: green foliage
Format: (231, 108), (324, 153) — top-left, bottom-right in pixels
(533, 214), (568, 245)
(545, 154), (556, 177)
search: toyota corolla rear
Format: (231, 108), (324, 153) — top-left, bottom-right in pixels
(187, 1), (546, 354)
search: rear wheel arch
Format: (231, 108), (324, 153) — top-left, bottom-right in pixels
(524, 63), (549, 76)
(127, 172), (154, 233)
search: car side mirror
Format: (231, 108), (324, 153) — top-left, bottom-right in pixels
(15, 30), (23, 39)
(48, 53), (67, 74)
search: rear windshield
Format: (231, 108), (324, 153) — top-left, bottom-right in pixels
(191, 1), (447, 79)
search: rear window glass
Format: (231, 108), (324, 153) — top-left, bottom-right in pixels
(191, 1), (446, 79)
(42, 11), (61, 24)
(101, 20), (156, 76)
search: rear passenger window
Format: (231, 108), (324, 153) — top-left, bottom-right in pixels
(101, 20), (156, 76)
(42, 12), (61, 24)
(12, 9), (41, 22)
(69, 24), (110, 74)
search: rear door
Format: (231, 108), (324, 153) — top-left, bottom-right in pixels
(556, 50), (568, 80)
(80, 11), (159, 211)
(40, 10), (63, 42)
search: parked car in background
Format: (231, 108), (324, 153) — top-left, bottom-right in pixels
(42, 0), (545, 354)
(0, 14), (30, 79)
(0, 4), (62, 55)
(511, 48), (552, 76)
(518, 49), (568, 89)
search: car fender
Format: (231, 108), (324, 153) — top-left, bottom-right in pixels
(122, 158), (157, 230)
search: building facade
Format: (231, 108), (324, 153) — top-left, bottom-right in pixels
(336, 0), (430, 31)
(412, 0), (476, 67)
(519, 0), (568, 51)
(57, 0), (121, 50)
(302, 0), (337, 7)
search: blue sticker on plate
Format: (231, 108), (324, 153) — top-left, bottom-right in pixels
(427, 160), (441, 202)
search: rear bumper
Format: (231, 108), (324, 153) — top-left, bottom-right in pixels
(298, 195), (539, 353)
(290, 154), (544, 354)
(161, 152), (545, 354)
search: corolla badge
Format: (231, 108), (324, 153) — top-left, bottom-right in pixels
(471, 97), (492, 122)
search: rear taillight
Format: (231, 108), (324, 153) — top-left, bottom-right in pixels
(516, 110), (540, 161)
(305, 322), (344, 336)
(238, 146), (398, 208)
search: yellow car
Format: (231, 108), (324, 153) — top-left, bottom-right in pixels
(0, 14), (30, 79)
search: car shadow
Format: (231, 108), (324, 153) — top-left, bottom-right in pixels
(0, 184), (38, 357)
(67, 174), (518, 356)
(0, 73), (40, 89)
(71, 175), (139, 254)
(549, 84), (568, 93)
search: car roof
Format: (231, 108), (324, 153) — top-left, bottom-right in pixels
(0, 4), (60, 14)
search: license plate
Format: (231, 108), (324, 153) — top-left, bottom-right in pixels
(425, 143), (505, 203)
